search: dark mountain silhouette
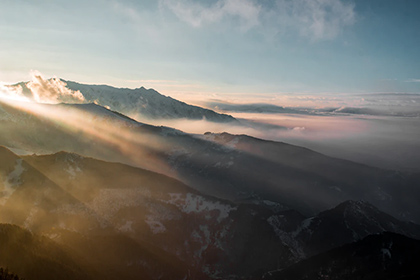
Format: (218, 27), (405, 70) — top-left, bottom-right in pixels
(268, 200), (420, 259)
(264, 232), (420, 280)
(0, 223), (89, 280)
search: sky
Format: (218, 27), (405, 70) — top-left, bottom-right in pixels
(1, 0), (420, 100)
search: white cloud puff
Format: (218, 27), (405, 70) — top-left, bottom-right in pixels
(27, 72), (85, 104)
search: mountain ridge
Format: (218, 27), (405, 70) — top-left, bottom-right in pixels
(11, 79), (237, 122)
(1, 145), (420, 279)
(1, 98), (419, 224)
(267, 200), (420, 260)
(264, 232), (420, 280)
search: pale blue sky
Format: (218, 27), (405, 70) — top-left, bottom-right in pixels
(1, 0), (420, 98)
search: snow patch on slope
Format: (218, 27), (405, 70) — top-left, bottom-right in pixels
(66, 165), (82, 179)
(381, 248), (392, 259)
(119, 220), (134, 233)
(90, 188), (151, 220)
(292, 217), (315, 237)
(267, 215), (306, 260)
(191, 225), (211, 259)
(165, 193), (236, 222)
(59, 152), (83, 179)
(52, 202), (109, 230)
(23, 207), (38, 229)
(145, 216), (166, 234)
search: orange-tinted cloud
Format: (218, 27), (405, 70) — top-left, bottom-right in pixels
(27, 72), (85, 104)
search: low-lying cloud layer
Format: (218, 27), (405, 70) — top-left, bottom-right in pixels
(206, 98), (420, 118)
(139, 112), (420, 172)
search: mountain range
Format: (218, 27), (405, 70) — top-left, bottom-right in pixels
(11, 79), (236, 122)
(0, 79), (419, 279)
(206, 101), (420, 118)
(2, 98), (419, 223)
(1, 145), (420, 279)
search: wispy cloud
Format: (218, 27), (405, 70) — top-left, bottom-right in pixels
(112, 1), (142, 22)
(160, 0), (355, 40)
(160, 0), (261, 30)
(405, 79), (420, 83)
(277, 0), (356, 40)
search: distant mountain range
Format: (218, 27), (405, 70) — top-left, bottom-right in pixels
(207, 101), (420, 117)
(12, 79), (236, 122)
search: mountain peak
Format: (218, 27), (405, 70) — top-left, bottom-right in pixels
(269, 199), (420, 259)
(331, 200), (380, 218)
(53, 151), (84, 162)
(62, 80), (237, 122)
(338, 199), (375, 209)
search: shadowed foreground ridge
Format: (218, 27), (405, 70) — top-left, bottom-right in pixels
(0, 224), (88, 280)
(0, 267), (24, 280)
(264, 232), (420, 280)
